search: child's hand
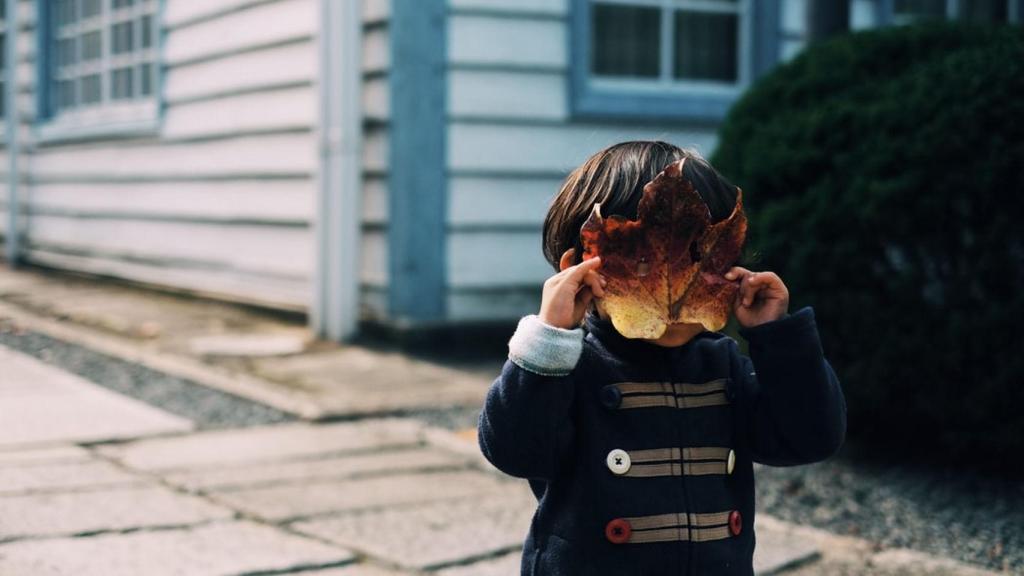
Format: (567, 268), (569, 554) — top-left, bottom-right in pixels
(724, 267), (789, 328)
(539, 257), (605, 329)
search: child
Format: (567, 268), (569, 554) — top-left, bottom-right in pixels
(478, 141), (847, 575)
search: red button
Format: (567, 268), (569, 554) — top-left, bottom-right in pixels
(605, 518), (632, 544)
(729, 510), (742, 536)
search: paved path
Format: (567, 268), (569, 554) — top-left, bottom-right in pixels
(0, 266), (1003, 575)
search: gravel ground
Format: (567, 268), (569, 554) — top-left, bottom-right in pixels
(0, 320), (294, 429)
(755, 454), (1024, 573)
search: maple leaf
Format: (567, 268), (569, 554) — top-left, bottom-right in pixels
(580, 158), (747, 339)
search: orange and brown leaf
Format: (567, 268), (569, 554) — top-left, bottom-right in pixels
(580, 159), (747, 339)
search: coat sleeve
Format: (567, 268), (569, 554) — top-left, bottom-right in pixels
(731, 306), (847, 466)
(477, 315), (581, 480)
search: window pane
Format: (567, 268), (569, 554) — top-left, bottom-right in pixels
(0, 33), (5, 71)
(57, 0), (77, 26)
(591, 4), (661, 78)
(58, 79), (77, 109)
(81, 0), (103, 19)
(961, 0), (1007, 22)
(112, 21), (134, 54)
(140, 15), (153, 48)
(81, 73), (102, 104)
(81, 30), (102, 61)
(139, 62), (153, 95)
(58, 38), (78, 66)
(674, 10), (738, 82)
(893, 0), (946, 19)
(111, 67), (133, 99)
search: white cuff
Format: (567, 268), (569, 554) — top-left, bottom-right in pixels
(507, 315), (584, 376)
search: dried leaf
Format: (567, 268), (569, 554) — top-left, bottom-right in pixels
(580, 158), (747, 338)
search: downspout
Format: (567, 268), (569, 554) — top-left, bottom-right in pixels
(313, 0), (363, 341)
(4, 0), (19, 266)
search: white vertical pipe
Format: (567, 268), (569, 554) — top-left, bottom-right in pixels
(313, 0), (363, 341)
(4, 0), (19, 266)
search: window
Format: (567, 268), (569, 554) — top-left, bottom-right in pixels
(571, 0), (779, 122)
(888, 0), (1018, 24)
(40, 0), (161, 139)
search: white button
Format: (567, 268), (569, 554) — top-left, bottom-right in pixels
(606, 449), (631, 475)
(727, 449), (736, 475)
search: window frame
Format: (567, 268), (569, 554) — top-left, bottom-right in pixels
(877, 0), (1022, 25)
(35, 0), (164, 143)
(570, 0), (780, 123)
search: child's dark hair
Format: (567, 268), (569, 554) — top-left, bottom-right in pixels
(542, 141), (740, 271)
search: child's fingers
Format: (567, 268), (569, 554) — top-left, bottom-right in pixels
(581, 270), (605, 298)
(739, 273), (763, 307)
(565, 257), (601, 283)
(724, 266), (750, 282)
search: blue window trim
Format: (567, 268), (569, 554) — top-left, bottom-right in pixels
(877, 0), (1024, 24)
(387, 0), (447, 323)
(569, 0), (780, 123)
(34, 0), (166, 144)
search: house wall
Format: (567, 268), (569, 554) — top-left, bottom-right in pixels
(1, 0), (323, 310)
(442, 0), (792, 322)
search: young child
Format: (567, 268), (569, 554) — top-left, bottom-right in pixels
(478, 141), (847, 575)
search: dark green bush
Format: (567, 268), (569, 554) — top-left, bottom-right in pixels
(713, 24), (1024, 477)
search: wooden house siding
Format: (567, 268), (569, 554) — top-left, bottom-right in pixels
(444, 0), (739, 322)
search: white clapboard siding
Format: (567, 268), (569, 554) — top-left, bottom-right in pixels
(448, 69), (566, 120)
(165, 0), (273, 28)
(164, 0), (315, 66)
(364, 0), (390, 22)
(363, 26), (390, 73)
(27, 216), (313, 278)
(449, 14), (566, 68)
(163, 85), (316, 140)
(447, 288), (541, 322)
(361, 228), (388, 287)
(449, 123), (718, 174)
(448, 175), (558, 226)
(363, 175), (388, 225)
(31, 132), (316, 179)
(361, 2), (390, 319)
(24, 250), (310, 309)
(447, 230), (550, 288)
(1, 0), (322, 312)
(783, 0), (808, 35)
(363, 76), (390, 121)
(440, 4), (731, 321)
(24, 180), (313, 224)
(165, 40), (316, 103)
(362, 125), (389, 174)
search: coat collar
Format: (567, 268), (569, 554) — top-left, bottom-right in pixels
(583, 312), (719, 362)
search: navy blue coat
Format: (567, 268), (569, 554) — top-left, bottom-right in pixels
(478, 307), (847, 575)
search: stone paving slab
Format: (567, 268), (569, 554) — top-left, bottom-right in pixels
(753, 516), (821, 575)
(291, 491), (536, 570)
(250, 347), (489, 415)
(99, 419), (424, 472)
(0, 346), (192, 448)
(0, 484), (233, 541)
(299, 565), (413, 576)
(212, 470), (518, 522)
(0, 459), (146, 495)
(0, 445), (91, 466)
(0, 520), (356, 576)
(436, 552), (522, 576)
(163, 446), (471, 492)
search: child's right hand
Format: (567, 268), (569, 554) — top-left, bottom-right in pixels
(539, 257), (605, 329)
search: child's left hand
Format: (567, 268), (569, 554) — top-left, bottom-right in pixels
(724, 267), (789, 328)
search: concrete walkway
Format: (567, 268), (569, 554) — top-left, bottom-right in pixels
(0, 265), (1003, 575)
